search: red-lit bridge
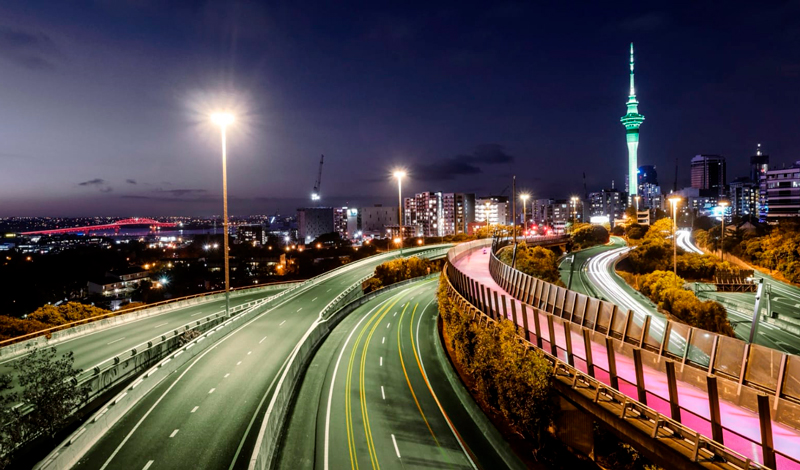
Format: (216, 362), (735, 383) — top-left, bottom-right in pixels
(22, 218), (178, 235)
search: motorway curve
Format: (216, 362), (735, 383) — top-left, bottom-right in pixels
(276, 278), (526, 470)
(71, 246), (439, 470)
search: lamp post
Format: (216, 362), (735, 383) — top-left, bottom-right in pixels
(668, 196), (681, 287)
(634, 195), (640, 220)
(570, 196), (579, 231)
(393, 170), (405, 256)
(520, 193), (530, 239)
(211, 112), (234, 317)
(719, 200), (729, 262)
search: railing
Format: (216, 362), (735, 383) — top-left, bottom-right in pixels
(0, 280), (302, 350)
(442, 252), (770, 469)
(445, 238), (800, 468)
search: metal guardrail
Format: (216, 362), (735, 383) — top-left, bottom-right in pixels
(442, 255), (769, 470)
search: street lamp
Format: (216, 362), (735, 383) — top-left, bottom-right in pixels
(393, 170), (405, 256)
(520, 193), (530, 238)
(719, 200), (729, 262)
(211, 112), (234, 317)
(634, 195), (640, 218)
(668, 196), (681, 286)
(570, 196), (579, 230)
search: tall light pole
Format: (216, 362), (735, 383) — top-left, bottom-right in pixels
(719, 200), (729, 262)
(393, 170), (405, 256)
(668, 196), (681, 287)
(634, 195), (640, 220)
(211, 112), (234, 317)
(520, 193), (530, 239)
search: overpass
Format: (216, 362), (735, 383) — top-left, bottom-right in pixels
(445, 238), (800, 469)
(21, 217), (177, 235)
(35, 245), (451, 470)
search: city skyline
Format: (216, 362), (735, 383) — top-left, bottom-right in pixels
(1, 2), (799, 217)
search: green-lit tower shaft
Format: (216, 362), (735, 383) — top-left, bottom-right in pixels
(621, 43), (645, 198)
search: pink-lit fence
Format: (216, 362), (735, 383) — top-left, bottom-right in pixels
(444, 238), (800, 469)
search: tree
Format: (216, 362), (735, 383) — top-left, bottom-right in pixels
(499, 244), (561, 284)
(571, 224), (609, 250)
(625, 223), (649, 240)
(11, 348), (89, 441)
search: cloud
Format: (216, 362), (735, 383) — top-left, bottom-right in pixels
(414, 144), (515, 181)
(0, 25), (59, 71)
(126, 179), (137, 185)
(78, 178), (113, 193)
(157, 189), (207, 197)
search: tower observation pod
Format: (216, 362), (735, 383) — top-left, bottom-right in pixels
(620, 43), (645, 198)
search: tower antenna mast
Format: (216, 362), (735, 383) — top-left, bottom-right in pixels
(311, 154), (324, 201)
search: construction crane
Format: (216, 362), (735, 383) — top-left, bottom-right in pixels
(311, 154), (324, 201)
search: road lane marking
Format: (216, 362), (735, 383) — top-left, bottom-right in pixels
(153, 322), (169, 328)
(170, 429), (179, 438)
(297, 308), (303, 312)
(386, 322), (390, 328)
(191, 311), (204, 317)
(247, 351), (252, 355)
(380, 357), (383, 366)
(107, 337), (126, 345)
(236, 361), (242, 366)
(191, 406), (199, 413)
(382, 337), (385, 344)
(259, 336), (267, 344)
(312, 297), (317, 301)
(209, 388), (215, 394)
(324, 298), (394, 470)
(224, 373), (230, 378)
(280, 320), (286, 326)
(381, 386), (385, 400)
(391, 434), (401, 458)
(327, 289), (332, 292)
(142, 461), (154, 470)
(393, 312), (397, 317)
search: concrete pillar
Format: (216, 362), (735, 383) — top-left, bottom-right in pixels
(605, 337), (619, 390)
(758, 393), (777, 469)
(563, 321), (574, 367)
(665, 359), (681, 423)
(706, 375), (724, 444)
(633, 349), (647, 405)
(582, 329), (594, 378)
(521, 303), (531, 343)
(531, 306), (543, 349)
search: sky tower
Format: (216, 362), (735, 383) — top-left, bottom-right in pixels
(621, 43), (645, 198)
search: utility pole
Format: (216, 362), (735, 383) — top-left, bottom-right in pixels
(512, 176), (517, 246)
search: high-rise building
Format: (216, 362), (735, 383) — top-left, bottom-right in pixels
(297, 207), (334, 244)
(333, 207), (360, 239)
(588, 189), (625, 220)
(442, 193), (475, 235)
(360, 205), (397, 236)
(639, 182), (663, 210)
(403, 192), (476, 237)
(690, 155), (727, 195)
(729, 177), (759, 218)
(638, 165), (658, 186)
(760, 162), (800, 221)
(750, 144), (769, 183)
(475, 196), (508, 226)
(533, 198), (554, 226)
(621, 43), (645, 199)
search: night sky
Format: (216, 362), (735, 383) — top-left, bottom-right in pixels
(1, 1), (799, 217)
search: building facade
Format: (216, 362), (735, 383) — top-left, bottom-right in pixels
(360, 205), (397, 236)
(475, 196), (508, 226)
(760, 163), (800, 221)
(690, 155), (727, 195)
(297, 207), (334, 244)
(588, 189), (625, 221)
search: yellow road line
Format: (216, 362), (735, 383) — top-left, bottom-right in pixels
(346, 300), (389, 470)
(397, 303), (440, 446)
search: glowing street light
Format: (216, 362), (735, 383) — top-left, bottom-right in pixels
(668, 196), (681, 285)
(211, 112), (234, 317)
(393, 170), (406, 256)
(634, 195), (641, 215)
(719, 200), (729, 262)
(520, 193), (530, 238)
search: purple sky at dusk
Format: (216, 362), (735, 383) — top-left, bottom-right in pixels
(1, 1), (799, 216)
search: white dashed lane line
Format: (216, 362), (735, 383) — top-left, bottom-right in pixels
(381, 386), (386, 400)
(209, 388), (215, 394)
(280, 320), (286, 326)
(259, 336), (267, 344)
(169, 429), (179, 438)
(153, 322), (169, 329)
(107, 337), (125, 345)
(191, 406), (199, 413)
(142, 461), (154, 470)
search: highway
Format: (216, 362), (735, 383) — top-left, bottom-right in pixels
(276, 278), (526, 470)
(677, 230), (800, 354)
(71, 246), (444, 470)
(0, 287), (287, 392)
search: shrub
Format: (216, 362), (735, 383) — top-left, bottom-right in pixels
(498, 244), (561, 284)
(571, 223), (609, 250)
